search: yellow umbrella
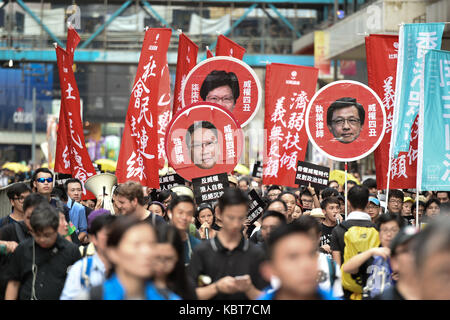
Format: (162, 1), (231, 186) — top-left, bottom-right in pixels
(94, 159), (117, 172)
(329, 170), (359, 186)
(2, 162), (30, 173)
(234, 163), (250, 176)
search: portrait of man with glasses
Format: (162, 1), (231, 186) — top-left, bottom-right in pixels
(326, 97), (365, 144)
(199, 70), (240, 112)
(186, 121), (220, 170)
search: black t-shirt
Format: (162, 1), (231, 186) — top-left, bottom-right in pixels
(5, 235), (81, 300)
(320, 224), (335, 247)
(0, 221), (31, 243)
(188, 236), (268, 300)
(0, 215), (18, 228)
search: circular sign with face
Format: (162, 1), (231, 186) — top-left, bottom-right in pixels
(165, 102), (244, 181)
(305, 80), (386, 162)
(181, 56), (262, 128)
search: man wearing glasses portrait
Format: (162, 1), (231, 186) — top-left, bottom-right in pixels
(186, 121), (220, 170)
(200, 70), (240, 112)
(326, 97), (365, 144)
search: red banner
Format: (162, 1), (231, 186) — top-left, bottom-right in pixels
(173, 33), (198, 116)
(366, 34), (417, 189)
(116, 28), (172, 188)
(157, 60), (171, 168)
(215, 35), (245, 60)
(206, 47), (214, 59)
(263, 63), (319, 187)
(55, 45), (96, 199)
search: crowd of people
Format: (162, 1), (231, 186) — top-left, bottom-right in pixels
(0, 167), (449, 300)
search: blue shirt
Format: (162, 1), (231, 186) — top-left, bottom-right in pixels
(67, 198), (88, 234)
(60, 253), (106, 300)
(257, 288), (338, 300)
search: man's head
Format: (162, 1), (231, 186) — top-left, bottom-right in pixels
(278, 192), (297, 219)
(267, 185), (282, 201)
(7, 183), (31, 214)
(200, 70), (240, 111)
(238, 177), (250, 192)
(64, 178), (83, 203)
(346, 180), (357, 192)
(362, 178), (377, 194)
(23, 193), (48, 232)
(320, 196), (340, 224)
(168, 195), (195, 234)
(30, 202), (60, 249)
(387, 189), (404, 214)
(436, 191), (449, 204)
(320, 187), (339, 202)
(365, 195), (381, 221)
(31, 168), (54, 197)
(115, 181), (145, 215)
(217, 188), (248, 235)
(186, 121), (219, 170)
(88, 213), (116, 255)
(390, 225), (419, 287)
(260, 210), (287, 242)
(411, 201), (425, 219)
(262, 220), (319, 299)
(413, 216), (450, 299)
(327, 97), (365, 144)
(266, 199), (288, 217)
(299, 189), (314, 211)
(347, 185), (369, 212)
(376, 213), (405, 248)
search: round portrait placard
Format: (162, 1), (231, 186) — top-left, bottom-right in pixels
(305, 80), (386, 162)
(181, 56), (262, 128)
(165, 102), (244, 181)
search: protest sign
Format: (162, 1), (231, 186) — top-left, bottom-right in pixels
(192, 173), (229, 204)
(295, 161), (330, 190)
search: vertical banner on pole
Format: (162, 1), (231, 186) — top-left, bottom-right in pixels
(157, 60), (172, 169)
(418, 49), (450, 191)
(216, 35), (246, 60)
(391, 23), (445, 157)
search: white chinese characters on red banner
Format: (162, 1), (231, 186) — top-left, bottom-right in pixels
(165, 102), (244, 182)
(263, 63), (319, 188)
(306, 80), (386, 162)
(181, 56), (261, 127)
(157, 61), (172, 169)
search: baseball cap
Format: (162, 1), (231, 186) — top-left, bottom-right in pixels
(368, 196), (380, 206)
(404, 197), (414, 203)
(390, 225), (419, 256)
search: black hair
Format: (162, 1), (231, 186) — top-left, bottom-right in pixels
(265, 199), (288, 213)
(23, 193), (48, 213)
(321, 196), (341, 210)
(107, 215), (155, 249)
(328, 180), (339, 187)
(185, 121), (218, 149)
(320, 187), (339, 200)
(362, 178), (377, 190)
(30, 202), (59, 233)
(155, 224), (196, 299)
(425, 198), (440, 213)
(64, 178), (82, 193)
(348, 185), (369, 211)
(267, 185), (282, 192)
(7, 182), (31, 200)
(31, 168), (53, 189)
(218, 188), (249, 212)
(411, 200), (426, 213)
(300, 189), (313, 198)
(439, 202), (450, 215)
(326, 97), (365, 127)
(194, 203), (215, 229)
(88, 214), (117, 236)
(388, 189), (404, 202)
(147, 201), (168, 221)
(51, 184), (68, 202)
(238, 177), (251, 186)
(375, 213), (406, 231)
(199, 70), (240, 103)
(267, 219), (315, 259)
(278, 191), (297, 202)
(296, 215), (321, 237)
(157, 189), (174, 204)
(347, 180), (357, 187)
(261, 210), (287, 225)
(167, 195), (195, 213)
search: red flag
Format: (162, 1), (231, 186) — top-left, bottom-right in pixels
(263, 63), (319, 187)
(206, 47), (214, 58)
(366, 35), (417, 189)
(157, 60), (171, 169)
(66, 26), (80, 65)
(216, 35), (245, 60)
(116, 28), (172, 188)
(55, 46), (96, 199)
(173, 33), (198, 116)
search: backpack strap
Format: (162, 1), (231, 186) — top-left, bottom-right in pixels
(14, 222), (27, 243)
(80, 256), (94, 288)
(89, 284), (104, 300)
(327, 256), (336, 289)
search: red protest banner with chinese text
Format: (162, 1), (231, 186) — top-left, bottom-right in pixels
(116, 28), (172, 188)
(55, 46), (96, 199)
(366, 35), (417, 189)
(173, 33), (198, 116)
(157, 60), (172, 169)
(263, 63), (319, 187)
(216, 35), (246, 60)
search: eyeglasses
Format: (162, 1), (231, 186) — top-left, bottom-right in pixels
(192, 140), (217, 150)
(331, 118), (361, 127)
(36, 177), (53, 183)
(13, 196), (26, 202)
(206, 95), (234, 105)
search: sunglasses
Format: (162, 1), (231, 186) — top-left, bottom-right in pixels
(36, 177), (53, 183)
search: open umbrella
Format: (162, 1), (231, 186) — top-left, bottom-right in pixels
(234, 163), (250, 176)
(94, 159), (117, 172)
(2, 162), (30, 173)
(329, 170), (359, 186)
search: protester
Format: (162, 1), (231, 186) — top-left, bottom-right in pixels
(401, 197), (414, 217)
(320, 197), (341, 257)
(365, 195), (381, 223)
(147, 201), (168, 221)
(5, 203), (81, 300)
(342, 213), (405, 299)
(291, 205), (303, 221)
(30, 168), (54, 201)
(362, 178), (377, 195)
(238, 177), (250, 193)
(423, 198), (440, 221)
(299, 189), (315, 211)
(266, 185), (282, 201)
(188, 189), (267, 300)
(277, 192), (297, 223)
(0, 183), (31, 227)
(387, 189), (404, 214)
(63, 179), (89, 245)
(320, 187), (339, 202)
(328, 180), (340, 190)
(158, 189), (175, 210)
(195, 203), (219, 240)
(60, 214), (116, 299)
(257, 210), (287, 254)
(258, 221), (336, 300)
(265, 199), (287, 218)
(436, 191), (449, 204)
(64, 178), (93, 221)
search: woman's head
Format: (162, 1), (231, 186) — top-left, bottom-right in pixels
(106, 216), (157, 280)
(195, 203), (215, 229)
(157, 190), (174, 209)
(148, 201), (167, 219)
(425, 198), (440, 218)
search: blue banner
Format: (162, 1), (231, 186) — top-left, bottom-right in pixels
(391, 23), (445, 157)
(418, 49), (450, 191)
